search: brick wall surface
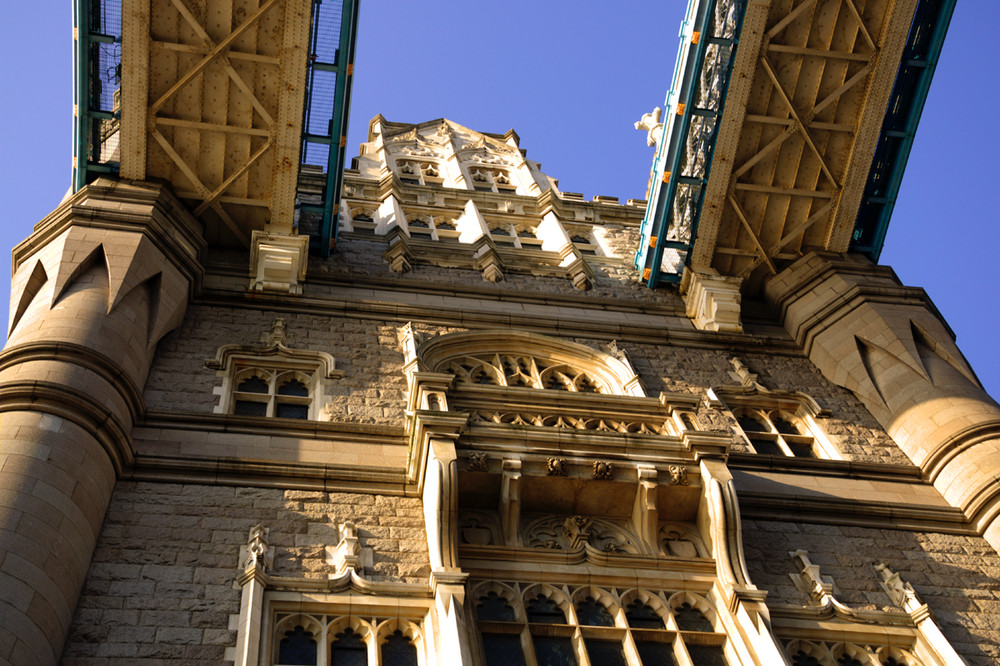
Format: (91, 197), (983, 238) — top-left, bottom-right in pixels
(742, 519), (1000, 665)
(145, 301), (911, 463)
(145, 309), (409, 424)
(61, 482), (428, 665)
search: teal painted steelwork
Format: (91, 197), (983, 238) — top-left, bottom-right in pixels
(73, 0), (122, 191)
(634, 0), (746, 288)
(298, 0), (359, 258)
(850, 0), (957, 260)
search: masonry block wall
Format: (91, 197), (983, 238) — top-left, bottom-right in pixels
(61, 484), (429, 665)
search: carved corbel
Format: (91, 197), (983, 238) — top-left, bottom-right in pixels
(696, 461), (783, 660)
(680, 269), (743, 333)
(472, 236), (504, 282)
(424, 437), (461, 571)
(500, 458), (522, 546)
(698, 459), (753, 589)
(383, 227), (413, 273)
(633, 465), (659, 554)
(249, 230), (309, 294)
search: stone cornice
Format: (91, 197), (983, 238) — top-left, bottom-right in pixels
(125, 454), (411, 496)
(727, 453), (924, 482)
(738, 492), (972, 534)
(193, 285), (806, 354)
(11, 178), (206, 297)
(140, 409), (406, 443)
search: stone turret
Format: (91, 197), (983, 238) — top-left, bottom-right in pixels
(0, 179), (203, 665)
(766, 252), (1000, 551)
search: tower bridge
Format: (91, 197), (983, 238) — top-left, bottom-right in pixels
(3, 1), (1000, 665)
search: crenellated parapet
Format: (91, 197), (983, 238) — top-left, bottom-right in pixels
(0, 178), (204, 665)
(765, 251), (1000, 552)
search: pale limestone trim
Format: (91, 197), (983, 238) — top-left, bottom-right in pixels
(875, 563), (969, 665)
(249, 231), (309, 294)
(410, 329), (645, 398)
(713, 382), (841, 461)
(207, 318), (343, 420)
(680, 269), (744, 333)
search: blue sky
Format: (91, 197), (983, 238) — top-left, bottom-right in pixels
(1, 1), (996, 398)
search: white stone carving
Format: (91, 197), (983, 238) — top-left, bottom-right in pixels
(635, 106), (664, 148)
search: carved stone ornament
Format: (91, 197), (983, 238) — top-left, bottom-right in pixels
(547, 457), (567, 476)
(662, 531), (699, 558)
(466, 451), (489, 472)
(593, 461), (614, 480)
(668, 465), (689, 486)
(524, 514), (639, 553)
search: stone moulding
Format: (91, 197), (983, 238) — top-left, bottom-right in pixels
(406, 328), (647, 397)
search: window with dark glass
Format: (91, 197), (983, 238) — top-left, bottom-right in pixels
(735, 410), (818, 458)
(476, 592), (527, 666)
(231, 369), (313, 420)
(278, 625), (317, 665)
(330, 627), (366, 666)
(380, 630), (418, 666)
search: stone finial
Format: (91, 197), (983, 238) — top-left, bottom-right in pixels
(327, 521), (373, 576)
(241, 524), (271, 573)
(874, 562), (921, 611)
(265, 318), (288, 347)
(729, 357), (763, 389)
(789, 549), (837, 605)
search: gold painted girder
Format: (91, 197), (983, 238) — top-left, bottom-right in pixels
(689, 0), (916, 289)
(121, 0), (311, 247)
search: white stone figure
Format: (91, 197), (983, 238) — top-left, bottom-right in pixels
(635, 107), (664, 148)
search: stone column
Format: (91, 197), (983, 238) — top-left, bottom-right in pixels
(765, 252), (1000, 551)
(0, 179), (203, 665)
